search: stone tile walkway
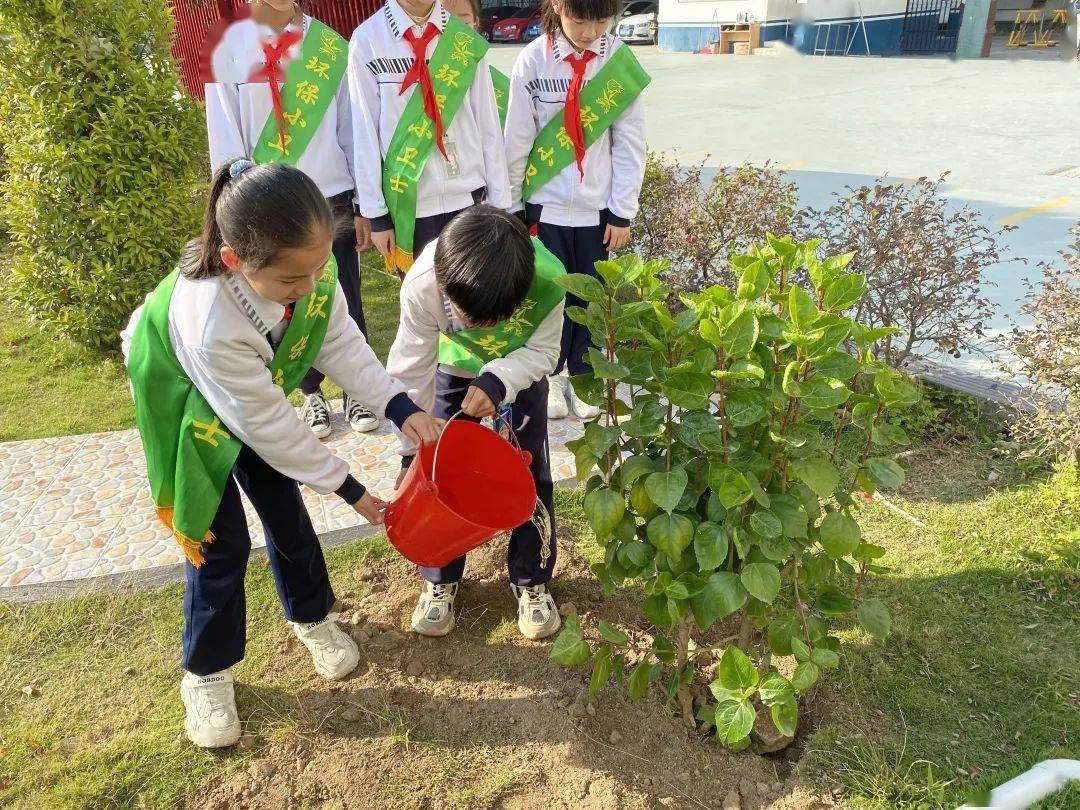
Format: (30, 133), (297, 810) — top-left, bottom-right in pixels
(0, 411), (584, 592)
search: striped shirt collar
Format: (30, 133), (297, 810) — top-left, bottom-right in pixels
(384, 0), (450, 40)
(549, 30), (609, 62)
(223, 273), (287, 337)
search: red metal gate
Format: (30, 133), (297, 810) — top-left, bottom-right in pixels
(170, 0), (381, 98)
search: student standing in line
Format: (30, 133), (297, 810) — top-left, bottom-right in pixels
(503, 0), (649, 420)
(442, 0), (510, 126)
(122, 160), (442, 749)
(206, 0), (376, 439)
(348, 0), (510, 275)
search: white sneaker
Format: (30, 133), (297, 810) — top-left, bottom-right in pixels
(344, 394), (379, 433)
(292, 613), (360, 680)
(547, 375), (569, 420)
(180, 669), (241, 748)
(411, 581), (458, 637)
(570, 388), (601, 420)
(511, 583), (562, 640)
(301, 392), (332, 440)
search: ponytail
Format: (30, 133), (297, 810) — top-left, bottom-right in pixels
(180, 158), (336, 281)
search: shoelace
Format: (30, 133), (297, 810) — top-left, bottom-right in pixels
(200, 686), (233, 718)
(307, 396), (329, 422)
(524, 586), (548, 607)
(346, 397), (372, 420)
(430, 583), (454, 602)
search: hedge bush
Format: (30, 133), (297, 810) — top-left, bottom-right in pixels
(0, 0), (206, 350)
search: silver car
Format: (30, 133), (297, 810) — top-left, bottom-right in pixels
(613, 0), (658, 44)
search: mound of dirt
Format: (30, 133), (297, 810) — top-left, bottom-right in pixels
(189, 534), (830, 809)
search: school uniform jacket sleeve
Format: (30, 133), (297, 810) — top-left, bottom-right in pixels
(606, 88), (647, 224)
(334, 76), (360, 206)
(385, 269), (442, 457)
(470, 55), (511, 210)
(347, 31), (389, 222)
(479, 300), (564, 404)
(309, 280), (407, 416)
(503, 53), (538, 214)
(205, 82), (248, 172)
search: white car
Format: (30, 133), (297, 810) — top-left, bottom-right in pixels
(613, 0), (658, 44)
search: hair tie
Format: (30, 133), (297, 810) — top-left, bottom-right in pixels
(229, 159), (255, 179)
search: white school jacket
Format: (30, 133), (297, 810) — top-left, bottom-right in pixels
(347, 0), (510, 225)
(120, 269), (406, 495)
(206, 14), (357, 200)
(386, 239), (563, 456)
(504, 32), (647, 228)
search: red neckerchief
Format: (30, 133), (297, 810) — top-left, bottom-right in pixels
(250, 28), (304, 147)
(400, 23), (447, 159)
(563, 48), (596, 179)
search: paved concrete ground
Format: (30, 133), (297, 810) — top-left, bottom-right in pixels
(491, 40), (1080, 374)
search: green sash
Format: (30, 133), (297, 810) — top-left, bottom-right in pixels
(491, 65), (509, 128)
(382, 16), (487, 274)
(251, 19), (348, 165)
(437, 238), (565, 373)
(126, 258), (338, 566)
(522, 45), (650, 201)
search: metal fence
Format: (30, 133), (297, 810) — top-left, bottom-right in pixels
(899, 0), (965, 53)
(171, 0), (381, 98)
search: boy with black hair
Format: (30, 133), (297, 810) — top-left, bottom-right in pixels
(387, 204), (566, 640)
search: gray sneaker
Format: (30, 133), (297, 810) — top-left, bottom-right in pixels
(511, 583), (562, 640)
(411, 581), (458, 637)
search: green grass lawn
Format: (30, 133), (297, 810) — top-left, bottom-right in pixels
(0, 252), (402, 442)
(1, 446), (1076, 808)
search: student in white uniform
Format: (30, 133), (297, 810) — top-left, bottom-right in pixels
(503, 0), (649, 420)
(206, 0), (375, 440)
(122, 160), (442, 749)
(348, 0), (511, 274)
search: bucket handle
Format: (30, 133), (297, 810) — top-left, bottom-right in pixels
(430, 408), (525, 486)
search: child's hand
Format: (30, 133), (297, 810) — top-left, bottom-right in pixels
(462, 385), (496, 418)
(353, 491), (388, 524)
(402, 412), (444, 446)
(603, 224), (631, 252)
(354, 216), (372, 252)
(371, 228), (396, 258)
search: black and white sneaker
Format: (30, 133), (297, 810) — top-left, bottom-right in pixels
(301, 392), (332, 440)
(344, 394), (379, 433)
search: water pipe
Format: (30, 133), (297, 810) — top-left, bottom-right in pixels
(957, 759), (1080, 809)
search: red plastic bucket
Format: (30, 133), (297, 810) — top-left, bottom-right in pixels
(384, 417), (537, 568)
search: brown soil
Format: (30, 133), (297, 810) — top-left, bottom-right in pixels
(189, 533), (832, 810)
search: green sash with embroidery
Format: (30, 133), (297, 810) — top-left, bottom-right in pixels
(522, 45), (650, 201)
(382, 16), (487, 274)
(126, 258), (338, 566)
(251, 19), (348, 165)
(437, 238), (565, 373)
(490, 65), (509, 128)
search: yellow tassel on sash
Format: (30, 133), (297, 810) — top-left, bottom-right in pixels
(155, 505), (216, 568)
(383, 245), (414, 276)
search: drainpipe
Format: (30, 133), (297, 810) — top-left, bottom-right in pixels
(955, 0), (995, 57)
(957, 760), (1080, 810)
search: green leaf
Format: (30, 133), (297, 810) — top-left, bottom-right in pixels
(865, 457), (906, 489)
(645, 469), (688, 514)
(693, 521), (729, 571)
(788, 286), (819, 330)
(717, 646), (759, 690)
(822, 273), (867, 311)
(740, 562), (781, 604)
(587, 348), (630, 380)
(857, 598), (892, 639)
(709, 463), (754, 509)
(736, 259), (771, 300)
(746, 472), (771, 508)
(621, 399), (666, 438)
(749, 509), (783, 539)
(816, 586), (855, 615)
(770, 698), (798, 737)
(758, 672), (795, 706)
(715, 700), (756, 745)
(721, 309), (759, 358)
(557, 272), (606, 303)
(790, 637), (812, 662)
(689, 571), (746, 628)
(770, 494), (809, 539)
(585, 422), (621, 456)
(818, 511), (861, 559)
(593, 259), (624, 286)
(811, 647), (840, 668)
(815, 351), (861, 382)
(550, 614), (591, 666)
(874, 370), (920, 407)
(647, 513), (694, 561)
(759, 534), (795, 562)
(791, 661), (820, 693)
(663, 372), (715, 410)
(585, 488), (625, 541)
(725, 389), (768, 427)
(871, 423), (910, 447)
(791, 457), (841, 499)
(800, 377), (852, 410)
(598, 620), (629, 646)
(628, 660), (651, 700)
(782, 361), (803, 397)
(665, 581), (690, 600)
(589, 644), (614, 694)
(644, 594), (677, 629)
(617, 455), (658, 489)
(675, 411), (726, 452)
(617, 540), (651, 568)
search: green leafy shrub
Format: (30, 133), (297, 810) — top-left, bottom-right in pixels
(0, 0), (206, 349)
(552, 236), (918, 749)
